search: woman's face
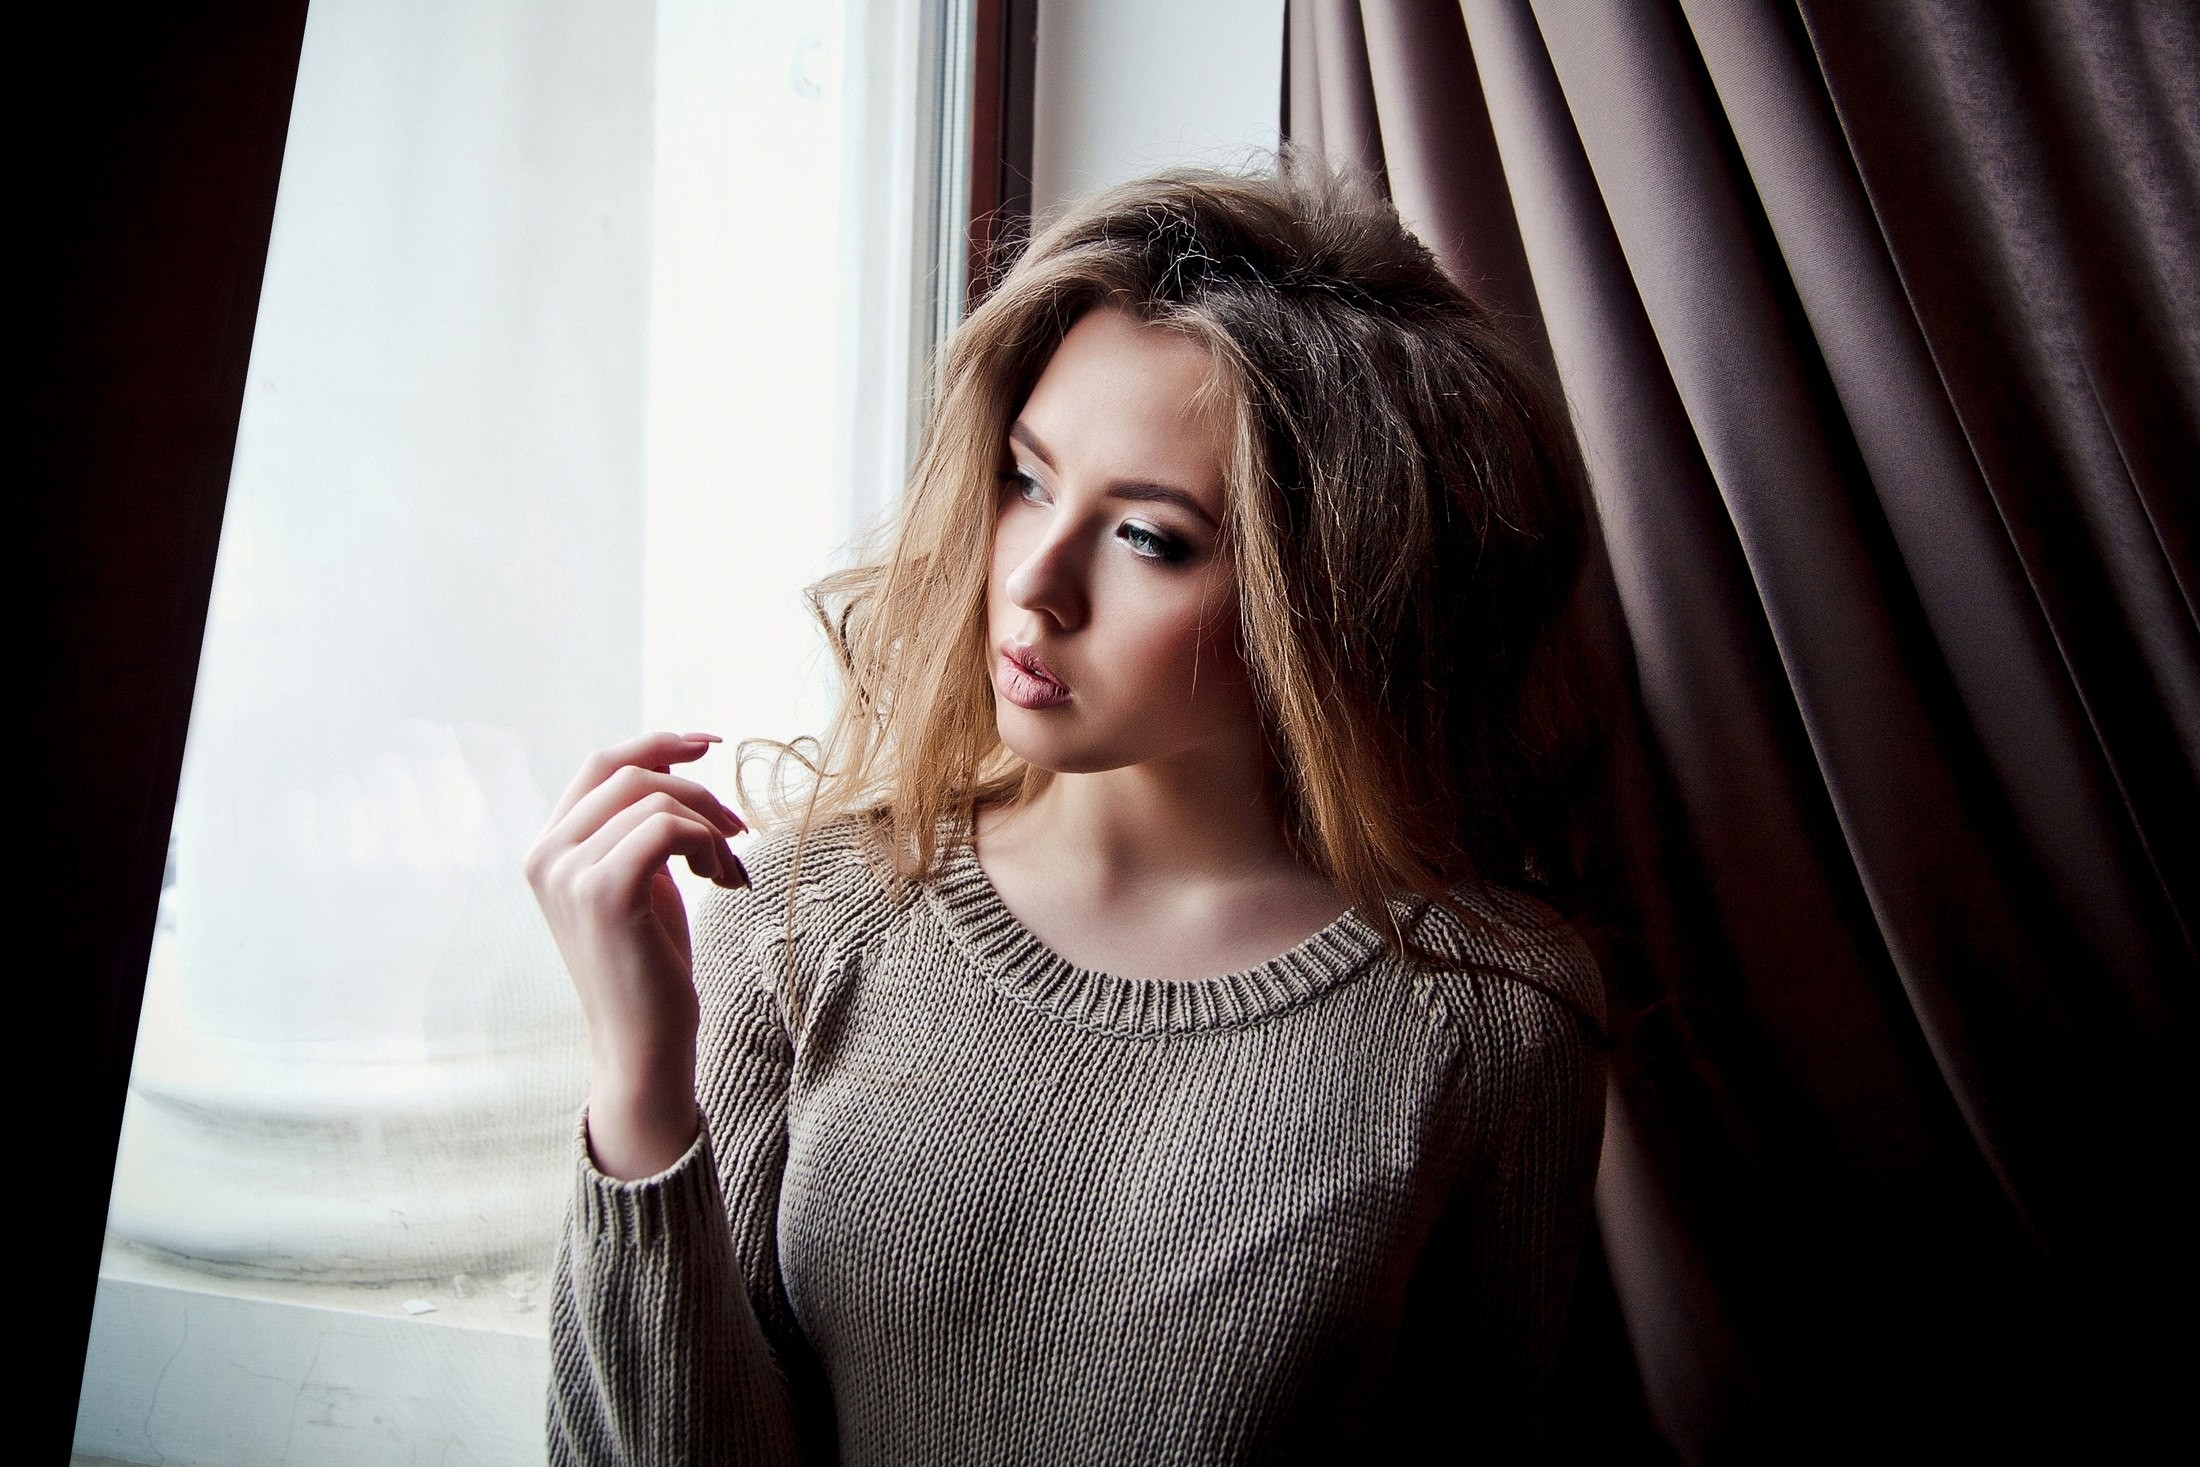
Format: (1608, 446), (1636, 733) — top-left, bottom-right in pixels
(987, 307), (1261, 776)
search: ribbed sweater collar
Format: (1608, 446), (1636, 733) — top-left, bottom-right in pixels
(918, 833), (1388, 1037)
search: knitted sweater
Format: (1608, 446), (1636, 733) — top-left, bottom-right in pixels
(549, 820), (1605, 1465)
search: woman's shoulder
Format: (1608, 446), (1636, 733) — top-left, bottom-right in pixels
(690, 814), (908, 977)
(1402, 879), (1607, 1045)
(733, 813), (892, 900)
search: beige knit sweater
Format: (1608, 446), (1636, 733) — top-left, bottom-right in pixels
(549, 820), (1604, 1465)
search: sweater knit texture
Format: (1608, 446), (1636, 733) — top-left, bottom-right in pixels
(550, 820), (1605, 1465)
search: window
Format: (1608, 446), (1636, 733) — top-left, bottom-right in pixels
(75, 0), (980, 1459)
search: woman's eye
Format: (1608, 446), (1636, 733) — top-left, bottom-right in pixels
(998, 469), (1048, 505)
(1118, 521), (1191, 564)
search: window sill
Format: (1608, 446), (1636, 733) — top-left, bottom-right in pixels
(75, 1239), (548, 1466)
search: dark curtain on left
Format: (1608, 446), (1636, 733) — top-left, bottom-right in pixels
(30, 5), (310, 1455)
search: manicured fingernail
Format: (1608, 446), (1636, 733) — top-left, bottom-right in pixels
(682, 732), (723, 744)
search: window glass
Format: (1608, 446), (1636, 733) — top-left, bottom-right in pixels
(75, 1), (967, 1460)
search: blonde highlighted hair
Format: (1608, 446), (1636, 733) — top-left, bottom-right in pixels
(758, 163), (1594, 955)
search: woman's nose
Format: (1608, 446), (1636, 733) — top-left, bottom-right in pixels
(1004, 521), (1089, 632)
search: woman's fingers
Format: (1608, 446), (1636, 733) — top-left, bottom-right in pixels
(546, 731), (723, 828)
(548, 764), (744, 855)
(529, 743), (746, 900)
(559, 791), (744, 901)
(590, 807), (744, 909)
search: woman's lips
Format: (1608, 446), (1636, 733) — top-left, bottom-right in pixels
(995, 642), (1071, 710)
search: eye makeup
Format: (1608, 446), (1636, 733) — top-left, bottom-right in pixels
(1118, 521), (1193, 564)
(998, 459), (1202, 567)
(998, 467), (1048, 503)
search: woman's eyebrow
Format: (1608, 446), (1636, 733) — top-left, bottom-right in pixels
(1008, 421), (1055, 467)
(1009, 422), (1218, 527)
(1108, 482), (1219, 528)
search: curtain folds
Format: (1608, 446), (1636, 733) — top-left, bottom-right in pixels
(1287, 2), (2196, 1458)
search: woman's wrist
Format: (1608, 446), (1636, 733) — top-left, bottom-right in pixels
(585, 1056), (700, 1181)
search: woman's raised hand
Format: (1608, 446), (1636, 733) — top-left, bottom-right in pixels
(525, 732), (748, 1180)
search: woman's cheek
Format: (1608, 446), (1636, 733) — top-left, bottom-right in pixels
(1138, 601), (1231, 715)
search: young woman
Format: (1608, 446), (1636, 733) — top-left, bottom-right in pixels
(528, 167), (1605, 1464)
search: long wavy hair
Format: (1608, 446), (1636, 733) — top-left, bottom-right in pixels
(754, 163), (1595, 958)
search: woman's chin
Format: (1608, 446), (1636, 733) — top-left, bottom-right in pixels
(994, 706), (1128, 776)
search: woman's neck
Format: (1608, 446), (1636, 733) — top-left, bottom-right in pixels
(974, 745), (1347, 981)
(1009, 738), (1288, 877)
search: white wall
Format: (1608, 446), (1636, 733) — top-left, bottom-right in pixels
(1031, 0), (1286, 218)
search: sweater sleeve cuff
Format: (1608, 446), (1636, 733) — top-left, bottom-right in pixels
(571, 1106), (727, 1253)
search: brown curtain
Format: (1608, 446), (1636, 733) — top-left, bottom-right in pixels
(1288, 1), (2197, 1459)
(32, 3), (311, 1454)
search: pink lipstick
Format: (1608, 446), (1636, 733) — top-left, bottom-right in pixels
(996, 640), (1071, 710)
